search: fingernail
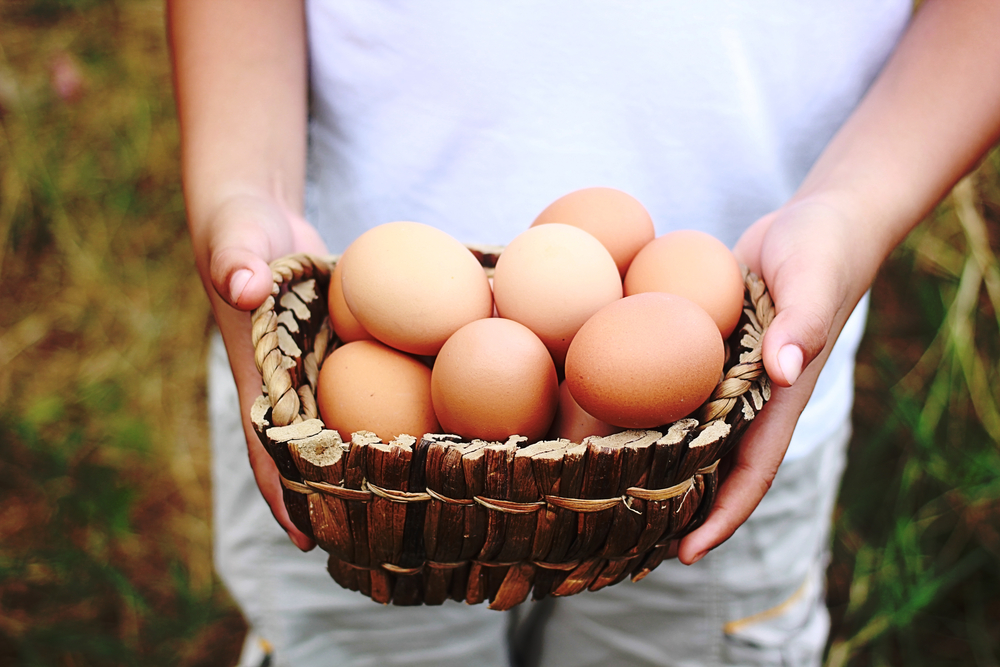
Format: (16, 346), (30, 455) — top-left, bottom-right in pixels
(229, 269), (252, 304)
(689, 550), (707, 565)
(777, 344), (803, 385)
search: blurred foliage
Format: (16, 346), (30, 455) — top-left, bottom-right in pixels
(0, 0), (998, 665)
(828, 155), (1000, 665)
(0, 384), (238, 665)
(0, 0), (242, 665)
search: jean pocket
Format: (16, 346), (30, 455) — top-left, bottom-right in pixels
(722, 566), (829, 667)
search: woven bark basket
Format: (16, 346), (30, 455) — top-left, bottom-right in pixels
(249, 247), (774, 610)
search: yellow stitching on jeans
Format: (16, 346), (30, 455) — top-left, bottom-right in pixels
(722, 575), (810, 635)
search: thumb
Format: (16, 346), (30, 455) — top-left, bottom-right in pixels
(759, 249), (847, 387)
(200, 196), (290, 312)
(210, 243), (275, 311)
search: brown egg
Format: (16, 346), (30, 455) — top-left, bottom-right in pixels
(492, 223), (622, 367)
(531, 187), (655, 277)
(548, 380), (623, 443)
(316, 339), (440, 442)
(339, 221), (493, 356)
(431, 318), (559, 442)
(624, 230), (745, 338)
(565, 293), (724, 428)
(328, 260), (374, 343)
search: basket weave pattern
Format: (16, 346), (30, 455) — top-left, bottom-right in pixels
(249, 251), (773, 609)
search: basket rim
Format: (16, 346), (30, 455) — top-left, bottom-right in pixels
(249, 249), (774, 446)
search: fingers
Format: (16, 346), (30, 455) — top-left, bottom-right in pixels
(675, 454), (775, 565)
(761, 231), (845, 386)
(683, 202), (860, 564)
(224, 317), (317, 553)
(738, 203), (852, 387)
(199, 193), (324, 312)
(677, 380), (809, 564)
(204, 201), (278, 311)
(210, 243), (275, 310)
(762, 301), (835, 388)
(223, 308), (317, 552)
(198, 194), (328, 551)
(246, 430), (316, 551)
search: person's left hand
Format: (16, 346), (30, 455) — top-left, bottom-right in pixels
(677, 197), (878, 564)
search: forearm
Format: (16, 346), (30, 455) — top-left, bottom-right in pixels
(166, 0), (308, 254)
(685, 1), (1000, 558)
(793, 0), (1000, 280)
(166, 1), (316, 549)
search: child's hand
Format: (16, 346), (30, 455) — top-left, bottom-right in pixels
(168, 0), (315, 548)
(678, 198), (871, 565)
(679, 0), (1000, 563)
(197, 192), (326, 552)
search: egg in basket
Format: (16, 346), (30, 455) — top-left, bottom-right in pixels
(249, 188), (773, 609)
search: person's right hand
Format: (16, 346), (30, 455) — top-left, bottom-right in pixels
(195, 191), (327, 551)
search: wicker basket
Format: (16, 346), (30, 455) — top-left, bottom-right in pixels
(249, 248), (773, 610)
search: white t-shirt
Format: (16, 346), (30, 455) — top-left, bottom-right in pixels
(303, 0), (911, 460)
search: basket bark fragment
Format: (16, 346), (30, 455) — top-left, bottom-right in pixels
(249, 249), (774, 609)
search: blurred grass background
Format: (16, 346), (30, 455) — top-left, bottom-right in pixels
(0, 0), (242, 664)
(0, 0), (997, 665)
